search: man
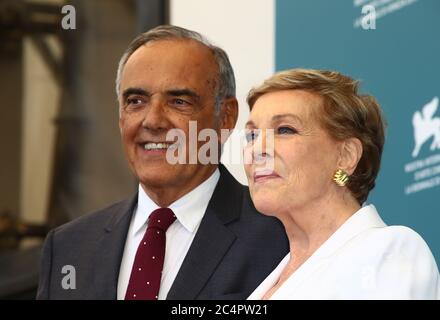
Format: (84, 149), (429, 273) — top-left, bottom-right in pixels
(37, 25), (288, 300)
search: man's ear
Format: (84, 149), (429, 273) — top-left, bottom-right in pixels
(338, 137), (363, 175)
(118, 108), (124, 134)
(218, 97), (238, 143)
(118, 97), (124, 133)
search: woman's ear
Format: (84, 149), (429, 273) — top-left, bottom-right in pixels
(338, 137), (363, 175)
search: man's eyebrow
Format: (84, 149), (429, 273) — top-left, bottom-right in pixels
(122, 87), (150, 99)
(166, 89), (200, 102)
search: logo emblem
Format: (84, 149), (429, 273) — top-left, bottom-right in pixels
(411, 97), (440, 158)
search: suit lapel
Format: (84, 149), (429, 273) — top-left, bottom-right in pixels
(167, 165), (243, 299)
(91, 194), (137, 299)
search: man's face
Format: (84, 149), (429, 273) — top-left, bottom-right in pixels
(118, 39), (224, 205)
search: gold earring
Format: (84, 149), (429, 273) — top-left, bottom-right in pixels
(333, 169), (349, 187)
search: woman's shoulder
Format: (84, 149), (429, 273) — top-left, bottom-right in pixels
(336, 215), (439, 277)
(334, 221), (440, 299)
(346, 204), (432, 254)
(345, 222), (435, 266)
(368, 224), (428, 245)
(357, 224), (437, 279)
(362, 224), (432, 255)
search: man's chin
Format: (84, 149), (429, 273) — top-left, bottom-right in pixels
(137, 172), (174, 185)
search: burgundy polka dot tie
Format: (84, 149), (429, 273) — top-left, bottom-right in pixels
(125, 208), (176, 300)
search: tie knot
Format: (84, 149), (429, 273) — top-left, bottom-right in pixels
(148, 208), (176, 231)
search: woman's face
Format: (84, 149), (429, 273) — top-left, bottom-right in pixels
(244, 90), (342, 217)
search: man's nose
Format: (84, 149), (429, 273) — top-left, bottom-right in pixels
(141, 98), (169, 131)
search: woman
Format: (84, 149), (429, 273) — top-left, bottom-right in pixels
(244, 69), (440, 299)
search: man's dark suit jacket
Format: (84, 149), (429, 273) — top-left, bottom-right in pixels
(36, 166), (289, 299)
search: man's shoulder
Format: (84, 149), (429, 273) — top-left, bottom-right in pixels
(52, 197), (135, 240)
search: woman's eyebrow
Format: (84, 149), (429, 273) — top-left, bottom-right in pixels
(271, 113), (303, 124)
(245, 113), (304, 128)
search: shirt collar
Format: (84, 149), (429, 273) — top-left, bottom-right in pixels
(132, 168), (220, 235)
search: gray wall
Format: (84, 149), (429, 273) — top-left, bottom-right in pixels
(48, 0), (152, 224)
(0, 46), (22, 220)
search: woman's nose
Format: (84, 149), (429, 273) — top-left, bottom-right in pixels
(252, 129), (274, 163)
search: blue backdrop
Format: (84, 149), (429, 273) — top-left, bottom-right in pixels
(276, 0), (440, 264)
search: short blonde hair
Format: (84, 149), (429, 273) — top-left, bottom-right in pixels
(247, 68), (386, 204)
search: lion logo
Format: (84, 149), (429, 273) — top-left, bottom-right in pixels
(412, 97), (440, 158)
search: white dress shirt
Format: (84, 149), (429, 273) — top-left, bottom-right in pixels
(117, 169), (220, 300)
(248, 204), (440, 300)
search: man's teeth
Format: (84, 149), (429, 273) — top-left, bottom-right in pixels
(144, 142), (171, 150)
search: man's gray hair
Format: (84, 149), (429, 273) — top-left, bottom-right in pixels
(115, 25), (236, 113)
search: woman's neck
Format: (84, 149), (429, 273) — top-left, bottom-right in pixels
(278, 192), (361, 277)
(262, 193), (360, 300)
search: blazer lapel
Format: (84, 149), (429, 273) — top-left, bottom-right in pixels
(91, 194), (137, 299)
(167, 165), (243, 300)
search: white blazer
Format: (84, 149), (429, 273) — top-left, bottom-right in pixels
(248, 204), (440, 300)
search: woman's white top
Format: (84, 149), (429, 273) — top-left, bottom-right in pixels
(248, 204), (440, 299)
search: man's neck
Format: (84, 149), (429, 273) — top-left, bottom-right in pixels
(140, 166), (218, 207)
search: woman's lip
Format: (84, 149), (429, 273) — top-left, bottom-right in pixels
(253, 172), (280, 183)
